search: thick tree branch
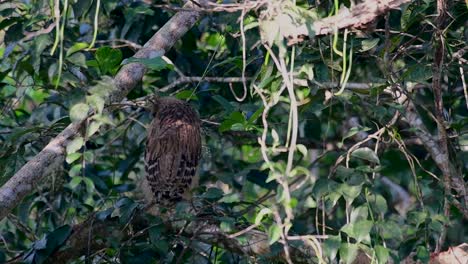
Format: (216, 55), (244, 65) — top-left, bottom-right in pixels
(287, 0), (412, 44)
(0, 3), (202, 221)
(42, 212), (314, 263)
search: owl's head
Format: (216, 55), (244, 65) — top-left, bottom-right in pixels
(150, 97), (199, 123)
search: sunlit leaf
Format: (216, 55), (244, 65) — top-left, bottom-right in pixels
(70, 103), (90, 122)
(351, 147), (380, 164)
(268, 224), (281, 244)
(66, 137), (84, 154)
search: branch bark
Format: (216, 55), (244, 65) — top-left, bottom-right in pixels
(287, 0), (412, 44)
(0, 2), (202, 221)
(37, 212), (305, 263)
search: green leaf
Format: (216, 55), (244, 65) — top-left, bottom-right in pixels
(1, 85), (16, 97)
(46, 225), (72, 251)
(95, 47), (123, 75)
(271, 129), (280, 145)
(86, 121), (102, 138)
(247, 106), (264, 124)
(69, 164), (82, 177)
(175, 90), (197, 100)
(82, 177), (95, 193)
(353, 220), (373, 243)
(323, 235), (341, 261)
(123, 56), (168, 71)
(149, 225), (164, 244)
(66, 42), (88, 57)
(350, 205), (368, 223)
(360, 38), (379, 52)
(69, 177), (83, 189)
(339, 183), (362, 204)
(219, 111), (246, 132)
(299, 64), (314, 81)
(341, 220), (373, 243)
(89, 76), (117, 97)
(296, 144), (308, 157)
(367, 194), (388, 214)
(375, 245), (389, 264)
(113, 197), (138, 224)
(69, 103), (90, 122)
(351, 147), (380, 164)
(153, 240), (169, 254)
(416, 246), (430, 263)
(66, 137), (84, 154)
(202, 187), (224, 201)
(268, 224), (281, 244)
(212, 95), (235, 113)
(66, 152), (82, 164)
(86, 94), (105, 113)
(342, 127), (371, 142)
(404, 64), (432, 82)
(67, 52), (87, 67)
(255, 208), (272, 225)
(304, 197), (317, 208)
(339, 243), (359, 264)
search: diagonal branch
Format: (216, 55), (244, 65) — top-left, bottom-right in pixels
(287, 0), (412, 44)
(0, 3), (202, 221)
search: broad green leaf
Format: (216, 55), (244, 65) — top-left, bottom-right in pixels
(67, 52), (87, 67)
(70, 103), (90, 122)
(66, 42), (88, 57)
(88, 76), (117, 97)
(82, 177), (95, 193)
(360, 39), (379, 52)
(69, 176), (83, 189)
(375, 245), (389, 264)
(66, 152), (81, 164)
(351, 147), (380, 164)
(86, 94), (105, 113)
(123, 57), (168, 71)
(68, 164), (82, 177)
(342, 127), (371, 142)
(339, 183), (362, 204)
(367, 194), (388, 214)
(45, 225), (72, 253)
(299, 64), (314, 81)
(416, 246), (430, 263)
(86, 121), (102, 138)
(296, 144), (308, 157)
(255, 208), (272, 225)
(304, 197), (317, 208)
(203, 187), (224, 201)
(153, 240), (169, 254)
(350, 205), (369, 223)
(66, 137), (84, 154)
(271, 129), (280, 145)
(323, 235), (341, 261)
(341, 220), (373, 243)
(247, 106), (264, 124)
(339, 243), (359, 264)
(353, 220), (373, 243)
(95, 47), (122, 75)
(175, 90), (197, 100)
(268, 224), (281, 244)
(219, 193), (240, 203)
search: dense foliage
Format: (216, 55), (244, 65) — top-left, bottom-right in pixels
(0, 0), (466, 263)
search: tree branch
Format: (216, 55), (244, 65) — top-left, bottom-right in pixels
(0, 2), (202, 221)
(287, 0), (411, 44)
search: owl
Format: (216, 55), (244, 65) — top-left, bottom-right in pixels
(144, 97), (202, 208)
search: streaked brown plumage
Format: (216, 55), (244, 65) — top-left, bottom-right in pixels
(145, 98), (201, 206)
